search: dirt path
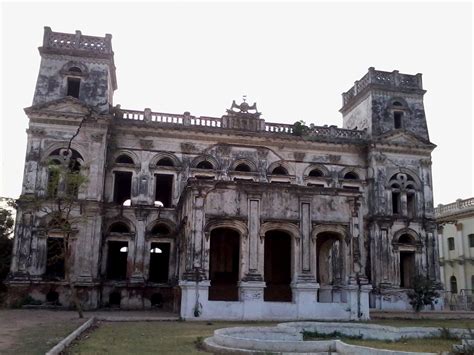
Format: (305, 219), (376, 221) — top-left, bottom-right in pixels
(0, 309), (80, 352)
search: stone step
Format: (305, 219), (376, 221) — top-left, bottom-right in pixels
(203, 336), (332, 355)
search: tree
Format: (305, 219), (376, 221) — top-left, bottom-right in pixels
(292, 120), (308, 136)
(408, 275), (443, 312)
(0, 201), (14, 301)
(35, 151), (88, 318)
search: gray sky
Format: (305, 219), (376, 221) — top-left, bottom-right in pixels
(1, 1), (472, 205)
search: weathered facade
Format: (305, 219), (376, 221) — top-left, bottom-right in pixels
(436, 197), (474, 310)
(8, 27), (441, 319)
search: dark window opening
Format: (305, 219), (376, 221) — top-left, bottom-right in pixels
(113, 171), (132, 204)
(309, 169), (323, 177)
(469, 234), (474, 248)
(209, 228), (240, 301)
(150, 293), (163, 307)
(394, 111), (403, 129)
(448, 237), (455, 251)
(149, 242), (170, 283)
(67, 77), (81, 98)
(109, 291), (121, 306)
(235, 163), (251, 172)
(157, 157), (174, 167)
(106, 241), (128, 280)
(392, 192), (400, 214)
(116, 155), (134, 164)
(343, 172), (358, 180)
(400, 251), (415, 288)
(45, 238), (65, 279)
(308, 183), (325, 188)
(399, 234), (414, 244)
(196, 161), (213, 170)
(450, 276), (458, 294)
(151, 224), (170, 236)
(407, 194), (415, 218)
(272, 166), (288, 175)
(69, 67), (82, 74)
(109, 222), (130, 234)
(195, 175), (215, 180)
(343, 185), (359, 191)
(155, 174), (173, 208)
(234, 177), (253, 182)
(393, 101), (403, 107)
(46, 290), (60, 304)
(264, 231), (292, 302)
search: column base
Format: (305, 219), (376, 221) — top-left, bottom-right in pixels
(179, 280), (211, 319)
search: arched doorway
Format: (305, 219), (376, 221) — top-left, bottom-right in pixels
(264, 230), (292, 302)
(208, 228), (240, 301)
(316, 232), (344, 303)
(398, 234), (416, 288)
(316, 232), (343, 285)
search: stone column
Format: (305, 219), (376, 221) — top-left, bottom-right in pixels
(456, 223), (465, 258)
(131, 209), (148, 283)
(179, 279), (211, 319)
(243, 195), (263, 281)
(240, 195), (265, 311)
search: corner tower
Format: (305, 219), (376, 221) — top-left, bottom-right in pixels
(32, 27), (117, 113)
(340, 67), (429, 141)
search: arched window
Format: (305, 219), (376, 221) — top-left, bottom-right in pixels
(235, 163), (251, 172)
(343, 172), (358, 180)
(109, 222), (130, 234)
(46, 148), (83, 198)
(450, 276), (458, 294)
(115, 154), (134, 165)
(157, 157), (174, 167)
(196, 161), (213, 170)
(151, 224), (171, 236)
(309, 169), (323, 177)
(271, 166), (288, 175)
(68, 67), (82, 74)
(389, 173), (417, 217)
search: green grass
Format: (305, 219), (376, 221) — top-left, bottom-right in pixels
(3, 319), (84, 355)
(367, 319), (474, 329)
(344, 337), (458, 353)
(67, 319), (470, 354)
(67, 321), (276, 354)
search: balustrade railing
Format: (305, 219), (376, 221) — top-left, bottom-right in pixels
(343, 68), (423, 106)
(43, 27), (112, 54)
(435, 197), (474, 217)
(117, 108), (367, 141)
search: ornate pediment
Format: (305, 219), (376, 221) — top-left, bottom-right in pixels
(226, 98), (261, 119)
(377, 130), (434, 147)
(24, 97), (96, 116)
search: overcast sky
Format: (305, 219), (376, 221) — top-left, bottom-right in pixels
(1, 1), (472, 205)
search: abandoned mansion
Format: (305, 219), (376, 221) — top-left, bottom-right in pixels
(7, 27), (441, 320)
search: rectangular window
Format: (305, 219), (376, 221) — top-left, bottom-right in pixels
(155, 174), (173, 208)
(392, 192), (400, 214)
(149, 242), (170, 283)
(394, 111), (403, 129)
(113, 171), (132, 204)
(67, 77), (81, 98)
(45, 237), (65, 279)
(407, 194), (415, 218)
(106, 241), (128, 280)
(469, 234), (474, 248)
(448, 237), (455, 251)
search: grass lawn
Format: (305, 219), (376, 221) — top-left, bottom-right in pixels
(3, 318), (85, 355)
(66, 319), (470, 354)
(367, 319), (474, 329)
(344, 337), (458, 353)
(67, 321), (276, 354)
